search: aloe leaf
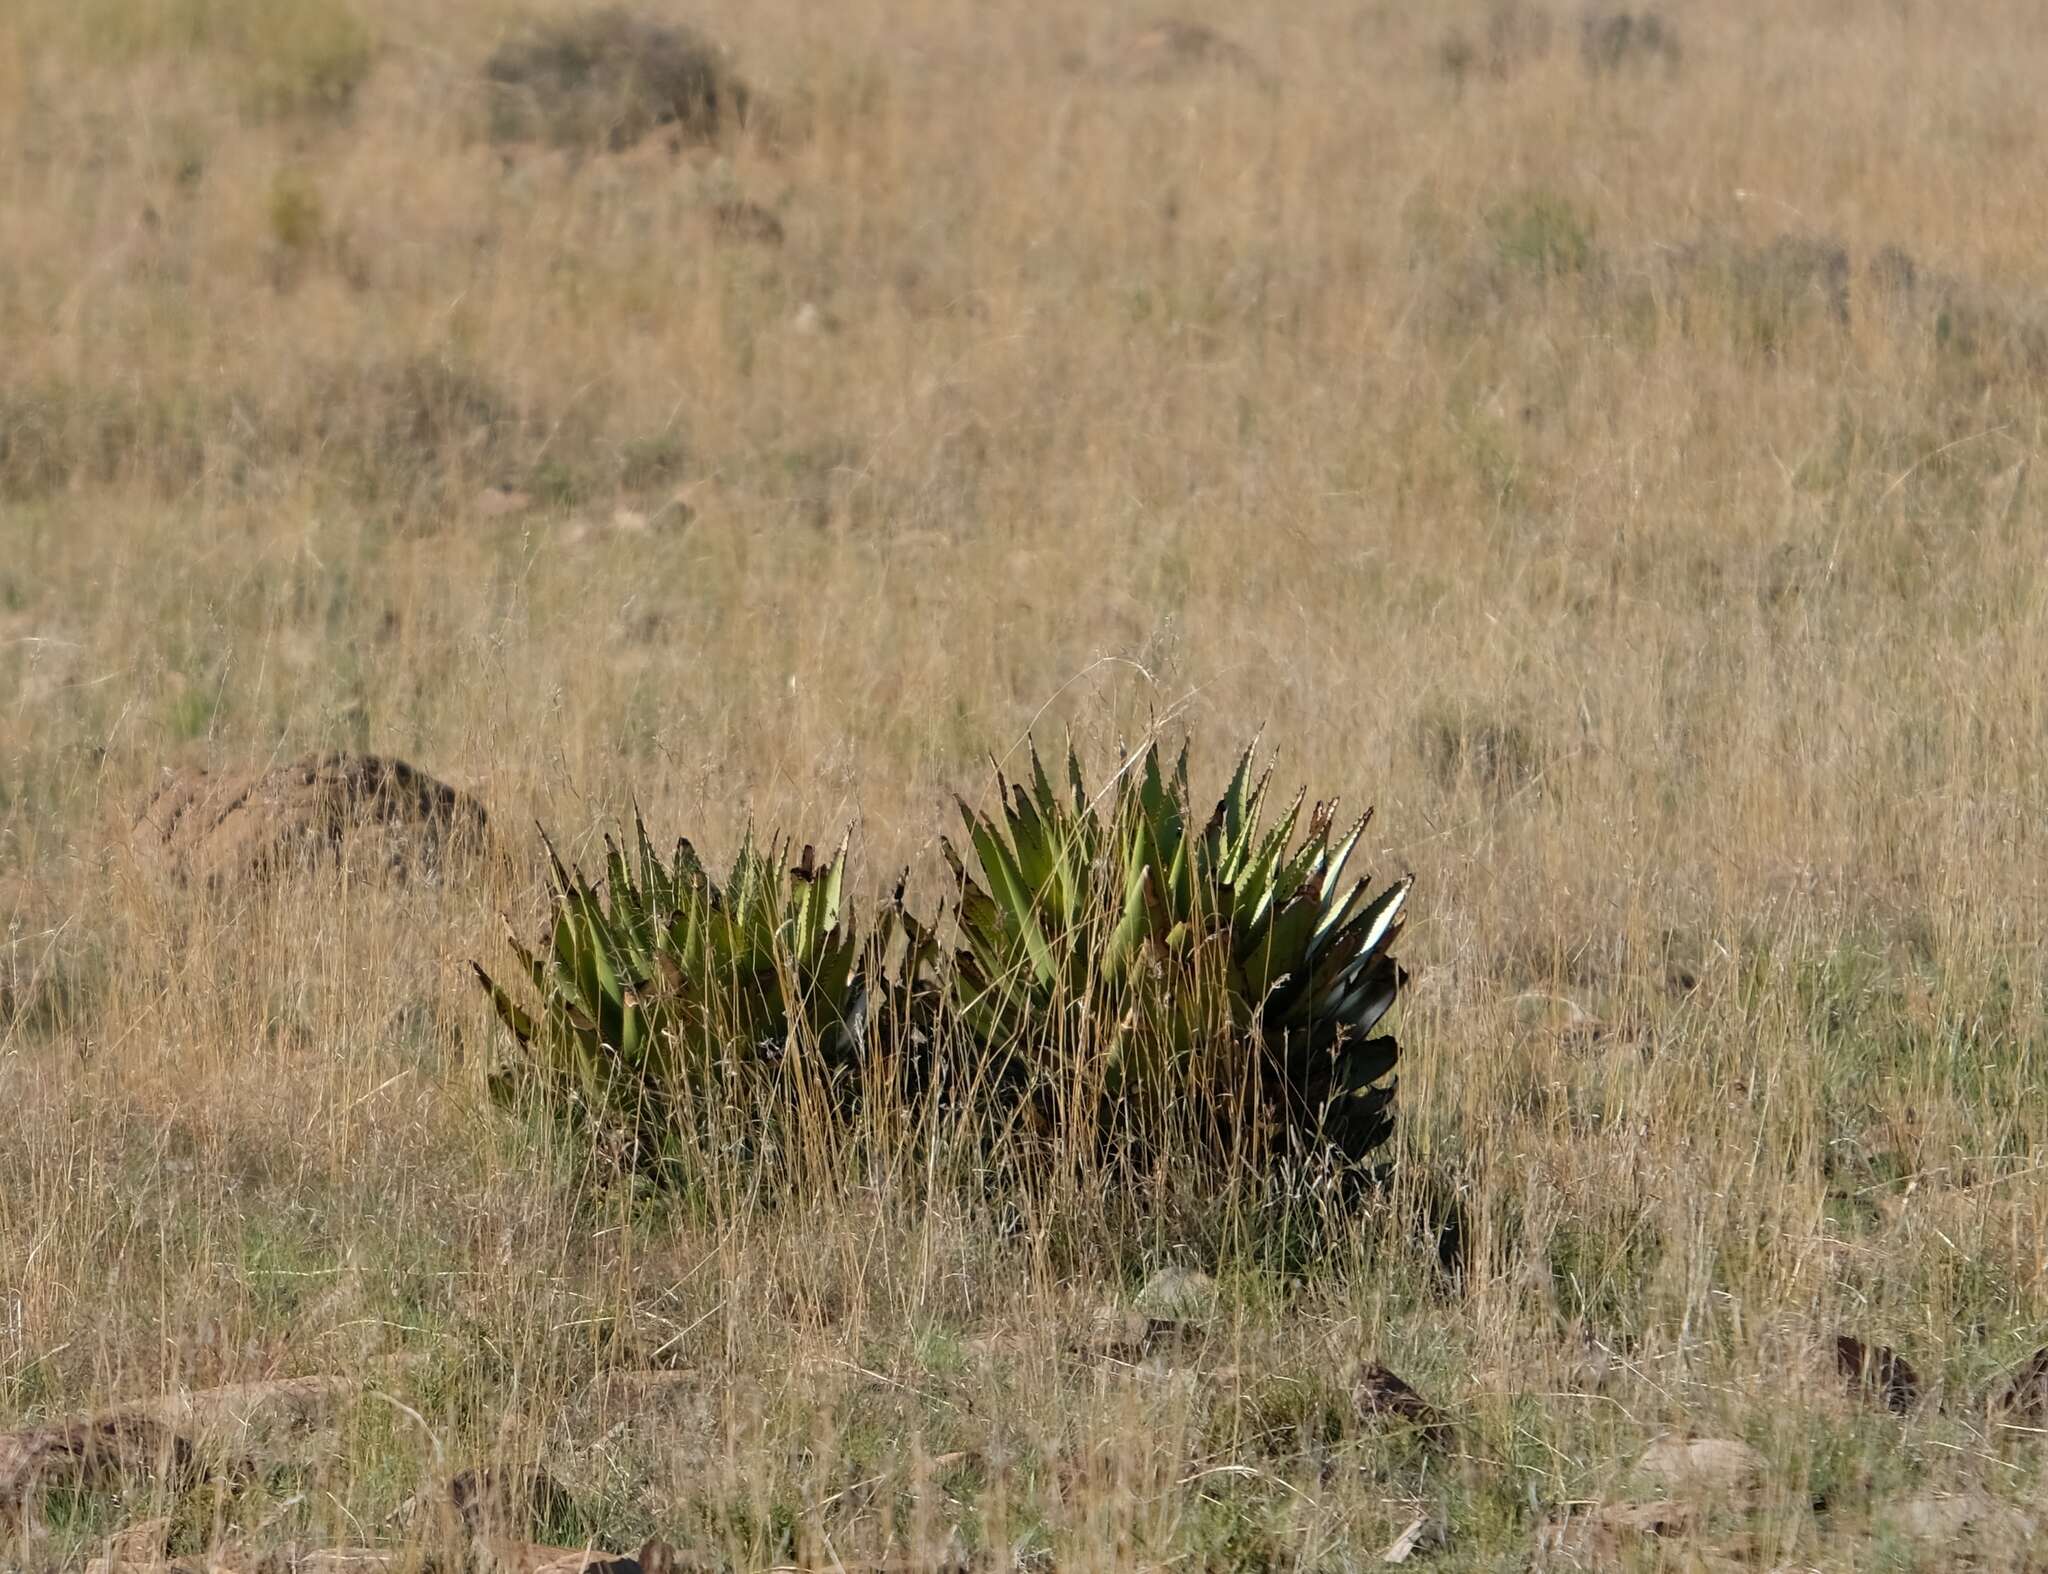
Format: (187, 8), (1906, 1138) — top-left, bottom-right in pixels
(604, 836), (655, 974)
(1004, 777), (1058, 904)
(472, 963), (536, 1045)
(941, 833), (1008, 965)
(820, 830), (849, 936)
(1137, 834), (1175, 949)
(1104, 861), (1154, 976)
(615, 997), (646, 1064)
(1227, 765), (1275, 883)
(1318, 808), (1373, 909)
(815, 920), (859, 1019)
(1233, 784), (1304, 932)
(787, 845), (823, 962)
(1136, 744), (1183, 861)
(569, 884), (623, 1013)
(1346, 877), (1411, 961)
(672, 836), (706, 897)
(1163, 808), (1191, 922)
(1028, 738), (1060, 824)
(1272, 830), (1327, 911)
(550, 904), (586, 1001)
(1325, 966), (1400, 1040)
(1219, 736), (1257, 845)
(503, 924), (548, 997)
(633, 806), (661, 911)
(1066, 734), (1089, 816)
(1043, 800), (1088, 932)
(1332, 1034), (1400, 1092)
(1242, 887), (1321, 1002)
(1279, 920), (1365, 1023)
(536, 825), (574, 897)
(963, 801), (1057, 991)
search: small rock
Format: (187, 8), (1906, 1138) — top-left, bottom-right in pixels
(262, 1550), (399, 1572)
(1634, 1436), (1764, 1496)
(1885, 1489), (2037, 1550)
(791, 301), (826, 335)
(1086, 1305), (1160, 1360)
(474, 486), (533, 517)
(1534, 1500), (1694, 1564)
(95, 1514), (173, 1566)
(1511, 991), (1607, 1040)
(1133, 1267), (1219, 1328)
(651, 489), (699, 529)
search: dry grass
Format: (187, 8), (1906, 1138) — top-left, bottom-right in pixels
(4, 0), (2048, 1567)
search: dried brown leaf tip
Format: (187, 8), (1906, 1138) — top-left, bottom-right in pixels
(1836, 1334), (1922, 1413)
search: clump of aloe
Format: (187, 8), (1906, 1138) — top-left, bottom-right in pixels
(474, 739), (1409, 1188)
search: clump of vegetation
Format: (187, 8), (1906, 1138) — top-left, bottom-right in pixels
(238, 0), (374, 119)
(472, 740), (1411, 1193)
(265, 167), (325, 289)
(266, 169), (324, 257)
(474, 821), (942, 1178)
(303, 354), (534, 511)
(1485, 190), (1598, 282)
(1439, 1), (1554, 90)
(1866, 249), (2048, 388)
(483, 9), (752, 152)
(1109, 20), (1276, 91)
(80, 0), (376, 118)
(943, 740), (1409, 1176)
(1579, 10), (1681, 77)
(0, 355), (587, 515)
(1487, 0), (1556, 76)
(1417, 707), (1545, 798)
(0, 382), (213, 501)
(1436, 28), (1480, 88)
(1690, 232), (1853, 355)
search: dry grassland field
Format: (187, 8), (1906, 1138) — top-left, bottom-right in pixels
(5, 0), (2048, 1568)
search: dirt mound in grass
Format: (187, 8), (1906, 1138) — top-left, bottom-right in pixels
(128, 753), (489, 890)
(484, 9), (752, 152)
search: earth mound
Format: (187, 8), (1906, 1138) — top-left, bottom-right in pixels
(129, 752), (488, 889)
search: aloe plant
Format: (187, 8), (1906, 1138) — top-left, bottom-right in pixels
(473, 815), (938, 1169)
(945, 739), (1411, 1168)
(473, 741), (1411, 1188)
